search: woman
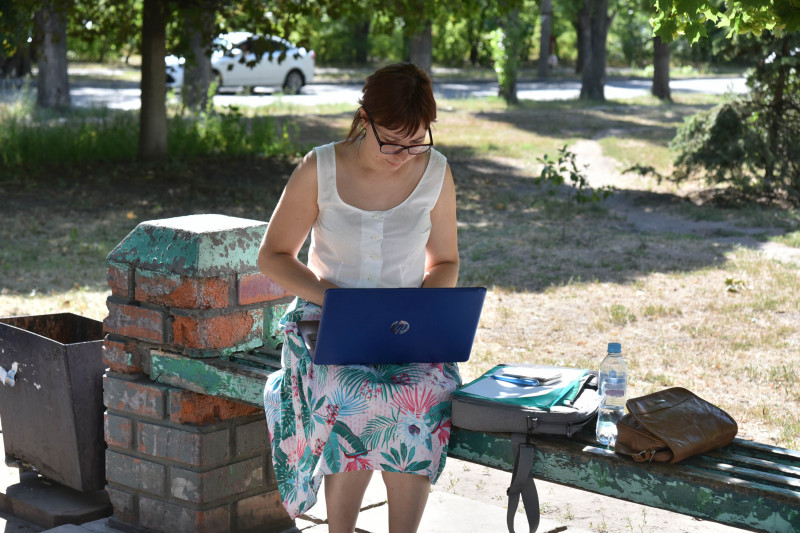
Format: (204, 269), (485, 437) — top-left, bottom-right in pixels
(258, 62), (460, 533)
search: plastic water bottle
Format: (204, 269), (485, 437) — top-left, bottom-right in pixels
(596, 342), (627, 447)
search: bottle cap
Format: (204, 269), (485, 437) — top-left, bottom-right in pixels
(607, 342), (621, 354)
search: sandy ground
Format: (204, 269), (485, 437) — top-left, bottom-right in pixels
(435, 457), (749, 533)
(433, 139), (788, 533)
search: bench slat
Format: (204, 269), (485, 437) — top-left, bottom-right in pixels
(151, 350), (269, 407)
(732, 438), (800, 461)
(693, 456), (800, 489)
(705, 450), (800, 478)
(448, 427), (800, 533)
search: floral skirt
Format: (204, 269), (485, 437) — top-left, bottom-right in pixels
(263, 298), (461, 519)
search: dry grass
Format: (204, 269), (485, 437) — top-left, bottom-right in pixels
(1, 95), (798, 449)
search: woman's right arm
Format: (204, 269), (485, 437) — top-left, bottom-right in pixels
(257, 150), (337, 306)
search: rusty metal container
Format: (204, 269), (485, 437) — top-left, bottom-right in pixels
(0, 313), (106, 492)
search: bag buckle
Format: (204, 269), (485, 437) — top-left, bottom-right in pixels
(635, 449), (656, 462)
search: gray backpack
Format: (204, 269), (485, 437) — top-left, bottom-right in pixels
(451, 365), (600, 533)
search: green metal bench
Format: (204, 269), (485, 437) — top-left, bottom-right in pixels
(150, 348), (800, 533)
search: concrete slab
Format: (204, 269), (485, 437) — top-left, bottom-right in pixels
(354, 489), (581, 533)
(0, 511), (46, 532)
(0, 428), (112, 530)
(39, 518), (120, 532)
(0, 471), (111, 530)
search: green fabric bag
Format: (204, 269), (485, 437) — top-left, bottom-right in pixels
(454, 365), (589, 410)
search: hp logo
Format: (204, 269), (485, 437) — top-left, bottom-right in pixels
(390, 320), (410, 335)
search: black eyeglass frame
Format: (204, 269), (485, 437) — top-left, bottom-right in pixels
(364, 110), (434, 155)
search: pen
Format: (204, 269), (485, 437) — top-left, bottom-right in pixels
(492, 374), (540, 387)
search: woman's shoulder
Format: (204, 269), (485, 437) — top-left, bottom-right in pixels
(286, 148), (319, 191)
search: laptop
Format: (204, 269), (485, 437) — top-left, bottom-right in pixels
(297, 287), (487, 365)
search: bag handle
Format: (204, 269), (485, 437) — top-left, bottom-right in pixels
(507, 433), (540, 533)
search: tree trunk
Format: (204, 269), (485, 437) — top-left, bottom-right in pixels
(651, 35), (671, 100)
(764, 36), (790, 189)
(579, 0), (612, 102)
(139, 0), (168, 160)
(573, 6), (589, 75)
(408, 20), (433, 79)
(181, 6), (215, 111)
(351, 17), (370, 64)
(498, 7), (521, 104)
(538, 0), (553, 78)
(34, 0), (70, 108)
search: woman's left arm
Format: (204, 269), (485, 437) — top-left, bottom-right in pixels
(422, 163), (460, 288)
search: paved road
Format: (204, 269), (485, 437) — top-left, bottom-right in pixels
(64, 76), (747, 110)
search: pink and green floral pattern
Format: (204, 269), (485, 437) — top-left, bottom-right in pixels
(264, 298), (461, 518)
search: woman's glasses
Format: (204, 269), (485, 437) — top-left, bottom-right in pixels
(365, 111), (433, 155)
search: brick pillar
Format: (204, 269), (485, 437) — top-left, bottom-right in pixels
(102, 214), (293, 533)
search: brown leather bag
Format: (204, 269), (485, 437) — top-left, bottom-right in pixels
(615, 387), (738, 463)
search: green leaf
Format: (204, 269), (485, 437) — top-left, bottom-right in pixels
(652, 16), (680, 42)
(390, 447), (402, 465)
(325, 433), (341, 473)
(332, 421), (367, 454)
(405, 460), (432, 472)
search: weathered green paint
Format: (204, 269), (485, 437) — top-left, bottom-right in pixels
(150, 350), (269, 407)
(142, 350), (800, 533)
(107, 214), (267, 276)
(263, 302), (289, 350)
(449, 428), (800, 533)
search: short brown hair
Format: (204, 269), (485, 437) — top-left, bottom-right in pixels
(345, 63), (437, 143)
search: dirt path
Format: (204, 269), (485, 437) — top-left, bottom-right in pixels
(570, 139), (800, 265)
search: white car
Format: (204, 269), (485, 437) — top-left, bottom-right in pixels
(165, 32), (315, 94)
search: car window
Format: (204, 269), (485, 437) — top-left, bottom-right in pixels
(257, 38), (286, 55)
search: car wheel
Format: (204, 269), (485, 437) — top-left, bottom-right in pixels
(283, 70), (304, 95)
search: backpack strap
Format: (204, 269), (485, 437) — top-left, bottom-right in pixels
(507, 433), (540, 533)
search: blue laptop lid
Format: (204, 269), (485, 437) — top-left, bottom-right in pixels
(310, 287), (486, 365)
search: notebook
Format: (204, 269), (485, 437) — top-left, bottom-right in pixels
(297, 287), (487, 365)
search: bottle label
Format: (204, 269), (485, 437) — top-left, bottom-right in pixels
(601, 377), (626, 397)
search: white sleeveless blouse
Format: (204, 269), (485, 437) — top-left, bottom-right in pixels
(307, 142), (447, 289)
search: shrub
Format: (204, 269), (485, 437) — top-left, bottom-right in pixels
(669, 33), (800, 202)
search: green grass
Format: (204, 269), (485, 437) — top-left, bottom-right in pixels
(772, 230), (800, 248)
(0, 92), (299, 182)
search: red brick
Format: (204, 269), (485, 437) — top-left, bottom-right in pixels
(237, 273), (290, 305)
(105, 413), (134, 449)
(106, 451), (166, 497)
(236, 491), (293, 532)
(107, 264), (133, 299)
(104, 301), (166, 343)
(169, 389), (262, 425)
(137, 421), (229, 466)
(103, 337), (143, 374)
(171, 310), (261, 350)
(135, 271), (229, 309)
(170, 456), (263, 504)
(104, 375), (168, 419)
(106, 486), (137, 525)
(138, 497), (229, 533)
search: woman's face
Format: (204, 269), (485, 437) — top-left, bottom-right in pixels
(362, 116), (431, 171)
